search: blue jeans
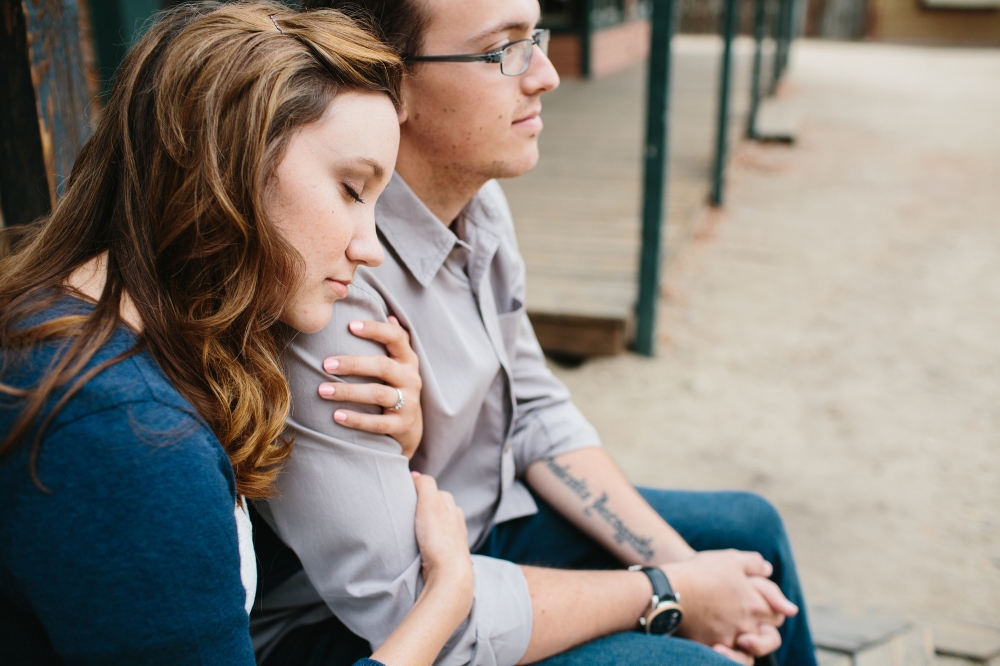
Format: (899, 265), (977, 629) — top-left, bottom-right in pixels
(475, 488), (817, 666)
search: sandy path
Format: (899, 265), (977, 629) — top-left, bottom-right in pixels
(547, 39), (1000, 626)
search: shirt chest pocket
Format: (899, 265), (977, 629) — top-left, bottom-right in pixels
(496, 298), (525, 366)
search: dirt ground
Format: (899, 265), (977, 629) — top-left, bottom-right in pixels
(546, 40), (1000, 627)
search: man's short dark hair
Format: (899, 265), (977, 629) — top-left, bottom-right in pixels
(303, 0), (428, 59)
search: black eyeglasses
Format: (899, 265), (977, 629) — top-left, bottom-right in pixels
(405, 29), (550, 77)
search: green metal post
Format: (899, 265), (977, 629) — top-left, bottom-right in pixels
(580, 0), (593, 78)
(710, 0), (740, 207)
(632, 0), (676, 356)
(774, 0), (794, 85)
(747, 0), (768, 139)
(782, 0), (797, 75)
(770, 0), (785, 94)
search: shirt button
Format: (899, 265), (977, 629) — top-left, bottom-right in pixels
(503, 443), (511, 454)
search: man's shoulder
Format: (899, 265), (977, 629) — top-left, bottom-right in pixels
(282, 278), (389, 376)
(344, 276), (388, 311)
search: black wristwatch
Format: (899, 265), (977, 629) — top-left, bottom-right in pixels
(629, 565), (684, 636)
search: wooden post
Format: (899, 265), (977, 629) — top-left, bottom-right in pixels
(0, 0), (93, 226)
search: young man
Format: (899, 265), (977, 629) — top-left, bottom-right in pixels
(251, 1), (818, 665)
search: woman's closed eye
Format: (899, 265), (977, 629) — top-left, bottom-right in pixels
(343, 183), (366, 204)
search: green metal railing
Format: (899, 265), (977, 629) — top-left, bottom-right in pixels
(711, 0), (798, 207)
(637, 0), (798, 354)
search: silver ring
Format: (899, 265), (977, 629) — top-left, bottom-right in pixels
(389, 388), (405, 411)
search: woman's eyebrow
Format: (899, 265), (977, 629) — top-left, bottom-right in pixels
(342, 157), (385, 180)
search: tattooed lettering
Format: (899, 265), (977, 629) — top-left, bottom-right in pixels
(545, 458), (592, 500)
(584, 493), (655, 562)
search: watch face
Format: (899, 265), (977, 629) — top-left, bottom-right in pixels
(648, 606), (683, 636)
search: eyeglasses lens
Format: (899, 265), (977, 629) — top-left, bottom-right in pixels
(499, 30), (549, 77)
(501, 40), (533, 76)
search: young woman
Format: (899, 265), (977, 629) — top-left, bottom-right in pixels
(0, 3), (471, 665)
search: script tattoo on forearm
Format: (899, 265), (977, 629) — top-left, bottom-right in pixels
(544, 457), (592, 500)
(544, 458), (655, 562)
(585, 493), (655, 562)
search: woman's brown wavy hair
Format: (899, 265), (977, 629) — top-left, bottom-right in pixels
(0, 1), (402, 498)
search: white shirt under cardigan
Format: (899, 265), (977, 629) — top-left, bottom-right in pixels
(235, 497), (256, 615)
(252, 174), (602, 666)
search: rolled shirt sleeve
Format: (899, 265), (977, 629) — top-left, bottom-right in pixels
(262, 285), (532, 666)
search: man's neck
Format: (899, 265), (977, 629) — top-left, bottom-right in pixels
(394, 148), (488, 227)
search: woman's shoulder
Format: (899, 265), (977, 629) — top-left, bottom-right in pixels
(0, 296), (232, 499)
(5, 295), (199, 420)
(54, 336), (198, 428)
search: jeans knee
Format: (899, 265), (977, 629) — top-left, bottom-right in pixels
(729, 491), (786, 554)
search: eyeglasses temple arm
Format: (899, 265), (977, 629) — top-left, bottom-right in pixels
(405, 53), (503, 63)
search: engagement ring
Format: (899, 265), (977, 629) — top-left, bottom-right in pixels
(389, 388), (405, 411)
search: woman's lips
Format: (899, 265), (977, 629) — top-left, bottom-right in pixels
(326, 278), (350, 299)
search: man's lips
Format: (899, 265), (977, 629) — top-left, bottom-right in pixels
(513, 108), (543, 128)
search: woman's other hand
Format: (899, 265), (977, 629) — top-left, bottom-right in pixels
(368, 472), (474, 666)
(318, 316), (423, 457)
(412, 472), (474, 614)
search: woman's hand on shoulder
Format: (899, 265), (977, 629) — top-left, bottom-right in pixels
(317, 316), (423, 457)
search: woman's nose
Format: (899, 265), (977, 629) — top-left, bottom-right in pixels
(347, 216), (384, 268)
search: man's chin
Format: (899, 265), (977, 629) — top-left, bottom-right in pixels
(492, 145), (540, 180)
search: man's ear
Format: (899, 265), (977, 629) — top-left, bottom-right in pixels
(396, 78), (413, 125)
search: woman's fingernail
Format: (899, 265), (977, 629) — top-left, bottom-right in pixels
(349, 321), (363, 332)
(334, 410), (347, 423)
(411, 471), (420, 478)
(318, 384), (335, 398)
(324, 358), (339, 373)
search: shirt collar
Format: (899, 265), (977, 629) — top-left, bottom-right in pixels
(376, 173), (508, 288)
(374, 173), (459, 287)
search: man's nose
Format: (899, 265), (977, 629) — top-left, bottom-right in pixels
(522, 45), (560, 96)
(346, 216), (384, 268)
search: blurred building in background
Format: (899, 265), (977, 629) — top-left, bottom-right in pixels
(540, 0), (1000, 81)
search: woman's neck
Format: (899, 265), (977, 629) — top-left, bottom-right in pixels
(65, 252), (143, 332)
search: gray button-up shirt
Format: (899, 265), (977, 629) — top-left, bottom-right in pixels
(252, 174), (601, 666)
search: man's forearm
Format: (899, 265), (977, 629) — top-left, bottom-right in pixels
(518, 566), (651, 664)
(524, 447), (695, 565)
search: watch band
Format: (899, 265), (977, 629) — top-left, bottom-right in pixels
(629, 565), (679, 604)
